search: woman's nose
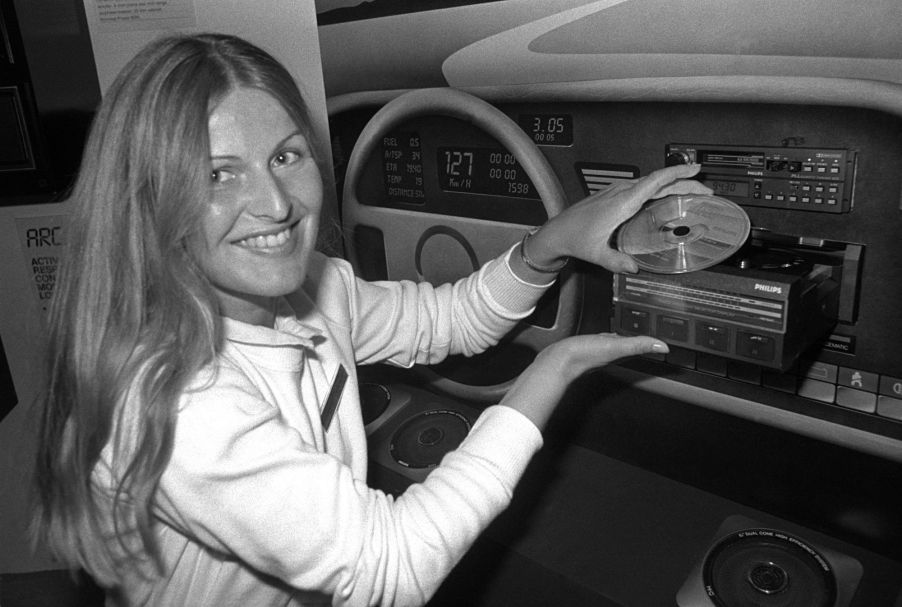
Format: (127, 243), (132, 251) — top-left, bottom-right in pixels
(249, 170), (293, 221)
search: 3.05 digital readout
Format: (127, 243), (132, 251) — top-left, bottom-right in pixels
(438, 147), (539, 199)
(518, 114), (573, 146)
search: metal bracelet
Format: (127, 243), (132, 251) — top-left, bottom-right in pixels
(519, 228), (569, 273)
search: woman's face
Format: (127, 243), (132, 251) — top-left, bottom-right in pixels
(191, 87), (323, 326)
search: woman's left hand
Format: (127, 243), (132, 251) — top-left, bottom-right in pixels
(525, 163), (713, 274)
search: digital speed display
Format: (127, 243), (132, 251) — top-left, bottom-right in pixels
(438, 147), (539, 199)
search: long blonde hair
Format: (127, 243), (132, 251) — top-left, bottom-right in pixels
(32, 33), (319, 584)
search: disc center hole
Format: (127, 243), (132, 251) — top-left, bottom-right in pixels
(673, 225), (691, 237)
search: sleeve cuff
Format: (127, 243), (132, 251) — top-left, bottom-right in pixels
(481, 244), (555, 316)
(459, 404), (544, 486)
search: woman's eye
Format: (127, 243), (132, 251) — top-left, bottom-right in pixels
(210, 168), (235, 185)
(272, 150), (301, 167)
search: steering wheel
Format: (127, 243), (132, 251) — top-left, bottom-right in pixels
(341, 88), (582, 401)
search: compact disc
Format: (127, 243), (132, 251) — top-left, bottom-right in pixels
(617, 194), (751, 274)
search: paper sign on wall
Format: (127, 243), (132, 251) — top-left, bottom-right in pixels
(93, 0), (196, 33)
(14, 215), (68, 316)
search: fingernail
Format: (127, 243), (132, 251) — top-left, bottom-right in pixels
(651, 342), (669, 353)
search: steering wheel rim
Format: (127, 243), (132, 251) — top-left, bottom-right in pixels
(342, 88), (582, 401)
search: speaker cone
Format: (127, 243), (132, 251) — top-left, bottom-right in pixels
(702, 528), (837, 607)
(389, 409), (471, 468)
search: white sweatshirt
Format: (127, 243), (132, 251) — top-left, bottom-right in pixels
(105, 249), (548, 606)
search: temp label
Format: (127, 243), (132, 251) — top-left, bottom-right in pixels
(15, 215), (67, 316)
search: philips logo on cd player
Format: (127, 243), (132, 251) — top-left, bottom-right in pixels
(754, 283), (783, 295)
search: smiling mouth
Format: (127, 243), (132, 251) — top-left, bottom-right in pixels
(235, 225), (294, 250)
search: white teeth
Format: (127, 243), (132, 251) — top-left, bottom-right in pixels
(238, 227), (290, 249)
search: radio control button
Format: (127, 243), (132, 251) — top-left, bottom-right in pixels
(727, 361), (762, 385)
(803, 360), (838, 383)
(762, 371), (797, 394)
(665, 347), (696, 369)
(697, 354), (728, 376)
(838, 367), (878, 392)
(737, 332), (774, 362)
(877, 395), (902, 421)
(656, 315), (688, 342)
(697, 323), (729, 352)
(622, 308), (649, 334)
(835, 387), (877, 413)
(797, 378), (836, 403)
(665, 151), (693, 166)
(879, 375), (902, 398)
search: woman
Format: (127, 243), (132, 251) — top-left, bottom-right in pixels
(32, 33), (708, 606)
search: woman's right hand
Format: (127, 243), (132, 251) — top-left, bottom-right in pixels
(499, 333), (668, 430)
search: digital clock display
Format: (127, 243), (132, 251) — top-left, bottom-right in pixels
(705, 178), (750, 198)
(518, 113), (573, 146)
(438, 147), (539, 199)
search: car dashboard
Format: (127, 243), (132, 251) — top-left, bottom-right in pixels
(321, 3), (902, 603)
(327, 93), (902, 606)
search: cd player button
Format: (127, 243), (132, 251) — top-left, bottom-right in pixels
(877, 395), (902, 421)
(696, 354), (728, 376)
(697, 323), (729, 352)
(835, 387), (877, 413)
(736, 332), (774, 362)
(762, 370), (798, 394)
(727, 361), (762, 385)
(665, 347), (695, 369)
(656, 315), (688, 342)
(622, 308), (650, 334)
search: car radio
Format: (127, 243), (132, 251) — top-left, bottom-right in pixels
(664, 143), (857, 214)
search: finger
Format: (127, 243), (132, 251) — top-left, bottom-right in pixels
(650, 179), (714, 200)
(597, 334), (669, 358)
(583, 179), (633, 202)
(599, 250), (639, 274)
(630, 163), (703, 204)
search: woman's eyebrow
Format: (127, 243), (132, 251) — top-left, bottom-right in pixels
(210, 131), (305, 161)
(276, 130), (305, 147)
